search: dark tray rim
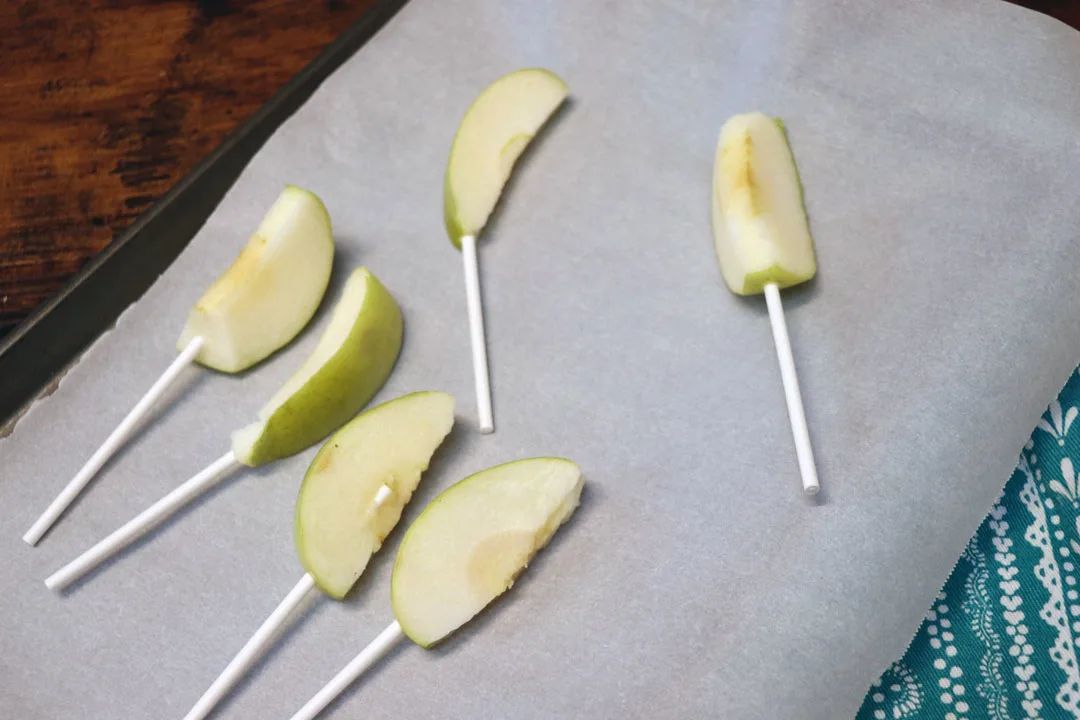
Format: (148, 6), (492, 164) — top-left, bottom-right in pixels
(0, 0), (410, 429)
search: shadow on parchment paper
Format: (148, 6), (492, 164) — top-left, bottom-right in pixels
(473, 97), (577, 245)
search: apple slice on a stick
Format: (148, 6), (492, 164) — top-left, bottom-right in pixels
(23, 186), (335, 546)
(44, 267), (403, 592)
(289, 457), (583, 720)
(711, 113), (821, 495)
(181, 391), (455, 720)
(444, 69), (568, 434)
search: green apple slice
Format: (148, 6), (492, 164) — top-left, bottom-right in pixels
(295, 391), (456, 599)
(177, 185), (334, 372)
(444, 68), (569, 248)
(711, 112), (817, 295)
(231, 267), (403, 466)
(390, 457), (583, 647)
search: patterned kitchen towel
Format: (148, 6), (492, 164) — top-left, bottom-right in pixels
(858, 367), (1080, 720)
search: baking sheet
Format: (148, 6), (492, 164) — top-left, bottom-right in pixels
(4, 0), (1080, 717)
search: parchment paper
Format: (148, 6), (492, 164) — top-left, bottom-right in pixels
(4, 1), (1080, 717)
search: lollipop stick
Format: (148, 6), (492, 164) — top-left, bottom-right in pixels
(24, 336), (206, 546)
(763, 283), (819, 495)
(182, 573), (319, 720)
(181, 485), (394, 720)
(45, 450), (241, 591)
(460, 234), (494, 434)
(289, 621), (405, 720)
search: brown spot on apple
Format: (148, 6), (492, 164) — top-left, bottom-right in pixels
(195, 233), (267, 311)
(310, 444), (338, 475)
(466, 530), (536, 598)
(734, 134), (755, 191)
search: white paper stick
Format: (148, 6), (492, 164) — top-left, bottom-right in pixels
(763, 283), (819, 495)
(180, 485), (394, 720)
(182, 573), (319, 720)
(372, 484), (392, 507)
(288, 621), (406, 720)
(45, 450), (241, 591)
(460, 234), (494, 434)
(24, 336), (206, 546)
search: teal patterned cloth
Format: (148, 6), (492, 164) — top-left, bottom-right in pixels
(858, 368), (1080, 720)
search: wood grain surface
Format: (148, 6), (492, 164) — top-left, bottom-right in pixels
(0, 0), (378, 334)
(0, 0), (1077, 335)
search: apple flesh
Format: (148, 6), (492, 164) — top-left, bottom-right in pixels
(444, 68), (568, 248)
(294, 392), (455, 600)
(390, 457), (583, 647)
(231, 267), (403, 466)
(711, 112), (816, 295)
(177, 185), (334, 372)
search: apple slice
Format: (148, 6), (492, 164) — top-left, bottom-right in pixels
(711, 112), (821, 495)
(390, 457), (583, 647)
(231, 267), (403, 466)
(443, 68), (568, 248)
(178, 185), (335, 372)
(295, 391), (456, 599)
(711, 112), (816, 296)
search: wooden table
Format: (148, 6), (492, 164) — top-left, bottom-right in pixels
(0, 0), (378, 335)
(0, 0), (1075, 335)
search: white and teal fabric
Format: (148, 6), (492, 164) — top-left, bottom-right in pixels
(859, 369), (1080, 719)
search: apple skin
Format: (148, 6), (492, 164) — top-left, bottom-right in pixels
(294, 391), (456, 600)
(178, 185), (334, 372)
(711, 112), (816, 295)
(231, 267), (403, 467)
(444, 68), (569, 249)
(444, 170), (469, 250)
(390, 457), (583, 648)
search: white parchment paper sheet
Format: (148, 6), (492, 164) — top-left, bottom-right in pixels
(4, 1), (1080, 717)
